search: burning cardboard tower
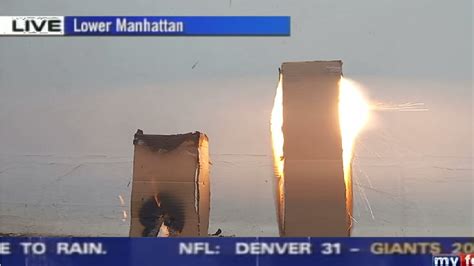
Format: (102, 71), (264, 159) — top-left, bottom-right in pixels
(271, 60), (351, 236)
(129, 130), (210, 237)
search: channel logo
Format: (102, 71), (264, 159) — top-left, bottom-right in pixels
(432, 254), (474, 266)
(0, 16), (64, 35)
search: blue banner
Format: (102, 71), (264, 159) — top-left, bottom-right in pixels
(64, 16), (291, 36)
(0, 237), (472, 266)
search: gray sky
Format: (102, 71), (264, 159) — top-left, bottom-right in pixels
(0, 0), (472, 156)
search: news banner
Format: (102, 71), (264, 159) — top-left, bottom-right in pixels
(0, 16), (290, 36)
(0, 237), (472, 266)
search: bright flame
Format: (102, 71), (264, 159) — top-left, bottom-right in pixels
(338, 77), (370, 227)
(270, 74), (285, 234)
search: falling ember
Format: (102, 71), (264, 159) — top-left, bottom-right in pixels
(122, 210), (128, 222)
(118, 195), (128, 222)
(270, 74), (285, 234)
(338, 77), (370, 226)
(118, 195), (125, 206)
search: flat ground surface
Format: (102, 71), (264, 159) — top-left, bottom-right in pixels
(0, 148), (471, 236)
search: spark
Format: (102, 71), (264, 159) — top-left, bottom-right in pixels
(355, 177), (375, 220)
(373, 102), (428, 112)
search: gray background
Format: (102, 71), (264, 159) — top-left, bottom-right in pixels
(0, 0), (472, 236)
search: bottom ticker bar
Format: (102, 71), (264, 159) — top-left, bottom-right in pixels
(0, 237), (472, 266)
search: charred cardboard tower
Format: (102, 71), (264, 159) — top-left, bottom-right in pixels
(272, 60), (351, 236)
(129, 130), (210, 237)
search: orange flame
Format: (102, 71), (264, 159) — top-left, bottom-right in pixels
(270, 74), (285, 234)
(338, 77), (370, 228)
